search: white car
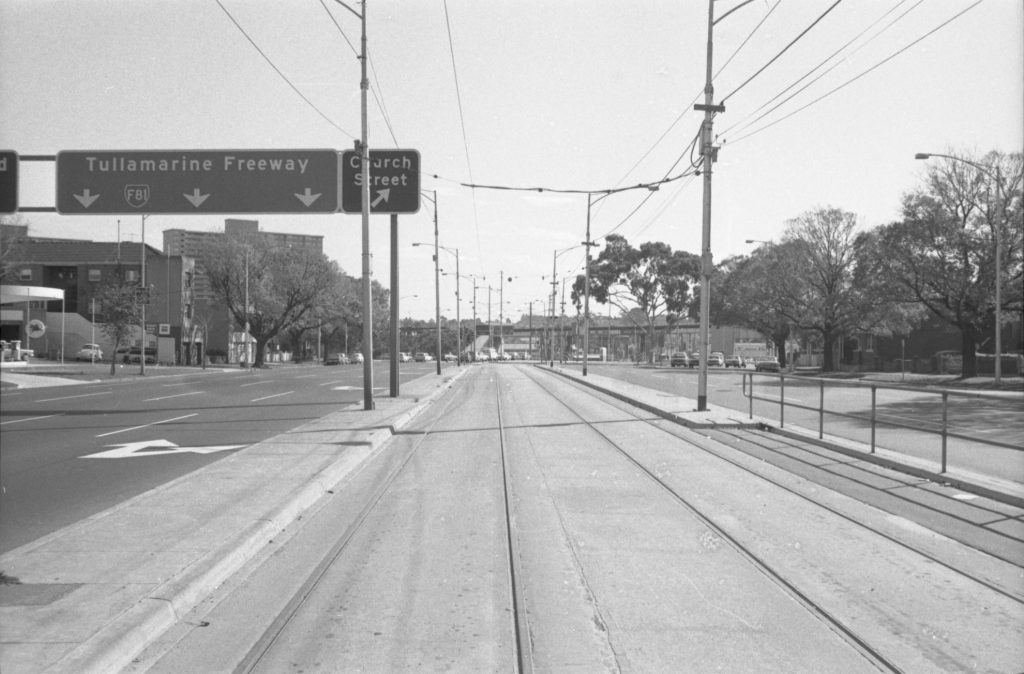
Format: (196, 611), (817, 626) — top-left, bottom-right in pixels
(75, 343), (104, 361)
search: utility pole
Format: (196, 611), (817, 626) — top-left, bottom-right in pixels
(358, 0), (373, 409)
(695, 0), (724, 412)
(582, 193), (599, 376)
(432, 190), (441, 375)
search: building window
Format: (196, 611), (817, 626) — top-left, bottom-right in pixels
(88, 269), (102, 282)
(126, 270), (139, 282)
(19, 268), (32, 281)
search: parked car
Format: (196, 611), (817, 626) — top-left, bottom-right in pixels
(399, 352), (412, 362)
(708, 352), (725, 367)
(350, 352), (364, 364)
(414, 352), (432, 362)
(128, 347), (156, 364)
(669, 352), (691, 368)
(724, 355), (745, 368)
(443, 353), (457, 362)
(476, 351), (489, 361)
(115, 346), (132, 363)
(75, 343), (104, 361)
(323, 353), (349, 365)
(754, 357), (781, 372)
(689, 352), (700, 368)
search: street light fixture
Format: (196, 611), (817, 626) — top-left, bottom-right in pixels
(916, 152), (1005, 383)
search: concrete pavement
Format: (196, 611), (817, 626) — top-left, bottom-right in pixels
(1, 362), (1021, 672)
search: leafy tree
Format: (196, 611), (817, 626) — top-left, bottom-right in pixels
(94, 270), (144, 375)
(571, 234), (699, 363)
(865, 151), (1023, 377)
(773, 207), (889, 372)
(202, 235), (341, 367)
(709, 250), (792, 367)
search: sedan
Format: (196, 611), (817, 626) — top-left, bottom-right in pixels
(669, 352), (691, 368)
(323, 353), (349, 366)
(75, 343), (104, 361)
(414, 352), (433, 362)
(724, 355), (745, 368)
(754, 357), (781, 372)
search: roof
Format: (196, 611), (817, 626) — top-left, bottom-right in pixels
(5, 241), (162, 265)
(1, 284), (65, 305)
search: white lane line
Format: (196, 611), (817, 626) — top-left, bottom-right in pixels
(161, 382), (189, 388)
(319, 380), (350, 387)
(294, 374), (318, 380)
(0, 414), (62, 426)
(96, 413), (198, 438)
(252, 391), (294, 402)
(240, 380), (274, 388)
(145, 391), (203, 402)
(37, 391), (112, 403)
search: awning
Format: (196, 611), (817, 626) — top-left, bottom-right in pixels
(0, 285), (65, 305)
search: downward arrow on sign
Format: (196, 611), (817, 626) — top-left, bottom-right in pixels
(184, 189), (210, 208)
(294, 188), (322, 207)
(74, 189), (100, 208)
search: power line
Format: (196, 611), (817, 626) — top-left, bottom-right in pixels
(721, 0), (845, 105)
(215, 0), (355, 139)
(720, 0), (921, 140)
(728, 0), (983, 146)
(443, 0), (484, 273)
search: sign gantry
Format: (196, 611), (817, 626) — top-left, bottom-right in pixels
(56, 149), (339, 215)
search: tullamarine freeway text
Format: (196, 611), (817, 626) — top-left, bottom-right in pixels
(83, 155), (311, 174)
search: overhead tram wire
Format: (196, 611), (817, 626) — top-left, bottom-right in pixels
(215, 0), (355, 140)
(443, 0), (485, 273)
(727, 0), (984, 147)
(605, 0), (781, 200)
(720, 0), (845, 106)
(319, 0), (399, 146)
(719, 0), (921, 140)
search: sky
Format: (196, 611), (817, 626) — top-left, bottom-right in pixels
(2, 0), (1021, 322)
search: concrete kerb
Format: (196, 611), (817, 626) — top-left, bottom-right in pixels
(38, 367), (469, 674)
(539, 364), (759, 430)
(538, 364), (1024, 509)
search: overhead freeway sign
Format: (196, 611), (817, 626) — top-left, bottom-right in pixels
(0, 151), (17, 214)
(56, 149), (339, 215)
(340, 149), (420, 214)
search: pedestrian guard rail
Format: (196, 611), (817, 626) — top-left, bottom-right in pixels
(741, 371), (1022, 474)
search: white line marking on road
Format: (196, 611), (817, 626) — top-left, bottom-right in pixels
(320, 380), (349, 387)
(37, 391), (111, 403)
(96, 413), (198, 438)
(294, 374), (318, 379)
(252, 391), (294, 402)
(0, 414), (62, 426)
(145, 391), (203, 402)
(240, 380), (274, 388)
(161, 382), (189, 387)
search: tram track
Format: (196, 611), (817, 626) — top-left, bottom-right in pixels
(517, 364), (952, 673)
(530, 366), (1024, 606)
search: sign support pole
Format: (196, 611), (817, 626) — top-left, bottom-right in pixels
(390, 213), (399, 397)
(140, 214), (147, 376)
(359, 1), (374, 410)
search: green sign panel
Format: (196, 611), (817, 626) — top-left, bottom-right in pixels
(341, 149), (420, 214)
(0, 151), (17, 214)
(56, 149), (339, 214)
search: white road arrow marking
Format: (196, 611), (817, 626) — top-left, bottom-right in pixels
(294, 188), (321, 207)
(74, 189), (100, 208)
(82, 439), (246, 459)
(184, 188), (210, 207)
(370, 188), (390, 208)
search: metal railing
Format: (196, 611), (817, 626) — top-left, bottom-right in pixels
(742, 372), (1022, 474)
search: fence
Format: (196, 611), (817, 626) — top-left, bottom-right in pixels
(742, 372), (1023, 477)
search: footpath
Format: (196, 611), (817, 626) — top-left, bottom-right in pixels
(1, 363), (1021, 673)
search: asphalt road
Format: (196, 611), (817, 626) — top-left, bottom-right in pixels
(0, 361), (447, 554)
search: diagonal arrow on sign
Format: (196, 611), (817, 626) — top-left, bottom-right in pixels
(184, 188), (210, 207)
(74, 189), (100, 208)
(370, 188), (391, 208)
(294, 187), (322, 207)
(81, 439), (246, 459)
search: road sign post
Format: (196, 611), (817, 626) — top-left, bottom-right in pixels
(56, 149), (339, 215)
(341, 149), (420, 214)
(0, 151), (17, 214)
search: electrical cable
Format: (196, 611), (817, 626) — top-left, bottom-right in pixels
(720, 0), (920, 140)
(215, 0), (355, 139)
(721, 0), (845, 105)
(727, 0), (983, 146)
(443, 0), (484, 272)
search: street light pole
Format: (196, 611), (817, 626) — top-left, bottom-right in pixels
(916, 152), (1005, 383)
(582, 194), (598, 376)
